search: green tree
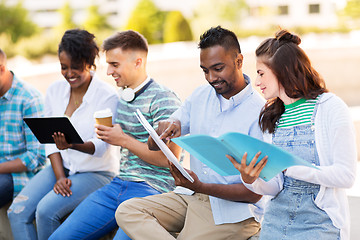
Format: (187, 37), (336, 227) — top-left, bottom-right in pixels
(343, 0), (360, 19)
(0, 1), (38, 43)
(192, 0), (248, 38)
(163, 11), (193, 43)
(55, 1), (76, 34)
(125, 0), (165, 44)
(338, 0), (360, 29)
(83, 5), (112, 33)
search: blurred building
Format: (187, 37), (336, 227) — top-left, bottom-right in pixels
(4, 0), (197, 30)
(5, 0), (125, 30)
(243, 0), (346, 29)
(4, 0), (347, 30)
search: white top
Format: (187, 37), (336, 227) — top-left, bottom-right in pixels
(242, 93), (357, 240)
(44, 73), (120, 175)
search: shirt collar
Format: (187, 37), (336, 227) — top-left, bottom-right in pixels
(218, 74), (253, 112)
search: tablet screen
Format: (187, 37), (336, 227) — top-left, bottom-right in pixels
(23, 117), (84, 144)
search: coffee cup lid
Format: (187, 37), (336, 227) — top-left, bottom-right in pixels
(94, 108), (112, 118)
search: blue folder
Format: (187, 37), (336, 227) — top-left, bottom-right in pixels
(172, 132), (317, 182)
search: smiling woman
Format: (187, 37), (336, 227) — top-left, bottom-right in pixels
(233, 29), (357, 240)
(57, 30), (99, 116)
(7, 29), (120, 240)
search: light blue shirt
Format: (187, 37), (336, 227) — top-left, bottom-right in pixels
(172, 74), (266, 225)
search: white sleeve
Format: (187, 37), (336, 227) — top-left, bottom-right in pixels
(44, 84), (60, 157)
(241, 173), (284, 196)
(88, 90), (119, 158)
(285, 96), (357, 188)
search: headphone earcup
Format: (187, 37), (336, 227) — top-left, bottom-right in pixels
(120, 87), (135, 102)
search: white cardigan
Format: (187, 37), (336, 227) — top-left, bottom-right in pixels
(243, 93), (357, 240)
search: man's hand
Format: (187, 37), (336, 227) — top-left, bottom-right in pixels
(227, 152), (268, 184)
(95, 124), (128, 146)
(148, 119), (181, 151)
(53, 177), (72, 197)
(52, 132), (73, 150)
(169, 162), (202, 192)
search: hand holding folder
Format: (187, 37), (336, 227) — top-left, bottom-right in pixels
(172, 132), (318, 182)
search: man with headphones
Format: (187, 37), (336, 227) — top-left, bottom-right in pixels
(49, 30), (182, 240)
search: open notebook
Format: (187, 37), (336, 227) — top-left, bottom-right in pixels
(134, 109), (194, 183)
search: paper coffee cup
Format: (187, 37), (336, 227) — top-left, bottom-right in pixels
(94, 108), (113, 127)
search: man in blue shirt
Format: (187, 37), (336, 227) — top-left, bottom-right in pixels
(0, 48), (45, 208)
(116, 26), (266, 239)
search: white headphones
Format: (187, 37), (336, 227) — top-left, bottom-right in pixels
(119, 87), (135, 102)
(119, 77), (151, 102)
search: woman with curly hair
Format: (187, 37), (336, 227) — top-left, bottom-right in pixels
(8, 29), (119, 240)
(229, 29), (357, 239)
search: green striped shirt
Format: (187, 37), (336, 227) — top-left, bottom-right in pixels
(276, 97), (318, 128)
(116, 80), (181, 193)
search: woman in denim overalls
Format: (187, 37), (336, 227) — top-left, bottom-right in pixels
(228, 30), (357, 239)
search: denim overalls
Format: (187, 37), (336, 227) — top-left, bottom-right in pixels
(259, 103), (340, 240)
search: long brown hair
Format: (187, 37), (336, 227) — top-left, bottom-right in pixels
(256, 30), (328, 133)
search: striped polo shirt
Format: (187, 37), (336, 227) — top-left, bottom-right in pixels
(116, 79), (181, 193)
(277, 97), (319, 128)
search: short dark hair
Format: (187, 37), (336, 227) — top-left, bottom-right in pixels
(102, 30), (148, 55)
(198, 26), (241, 54)
(58, 29), (99, 70)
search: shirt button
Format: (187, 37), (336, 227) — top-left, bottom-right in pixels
(203, 171), (207, 174)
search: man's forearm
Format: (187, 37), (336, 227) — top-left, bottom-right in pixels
(0, 158), (27, 174)
(125, 136), (181, 168)
(196, 182), (262, 203)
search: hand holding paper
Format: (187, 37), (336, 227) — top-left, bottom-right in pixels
(134, 109), (194, 183)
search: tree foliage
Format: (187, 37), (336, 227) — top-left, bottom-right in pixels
(56, 1), (77, 34)
(125, 0), (165, 44)
(192, 0), (248, 38)
(343, 0), (360, 19)
(0, 1), (38, 43)
(163, 11), (193, 43)
(83, 5), (112, 33)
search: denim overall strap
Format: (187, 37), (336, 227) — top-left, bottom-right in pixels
(259, 99), (340, 240)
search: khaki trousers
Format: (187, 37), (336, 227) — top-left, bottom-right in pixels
(116, 192), (260, 240)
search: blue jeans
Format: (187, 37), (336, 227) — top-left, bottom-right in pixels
(49, 177), (161, 240)
(8, 166), (114, 240)
(0, 173), (13, 208)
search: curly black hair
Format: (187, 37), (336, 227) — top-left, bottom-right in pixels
(58, 29), (99, 70)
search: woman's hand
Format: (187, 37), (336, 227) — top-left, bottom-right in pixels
(227, 152), (268, 184)
(53, 177), (72, 197)
(52, 132), (73, 150)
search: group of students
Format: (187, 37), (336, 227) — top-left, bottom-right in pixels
(0, 25), (356, 240)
